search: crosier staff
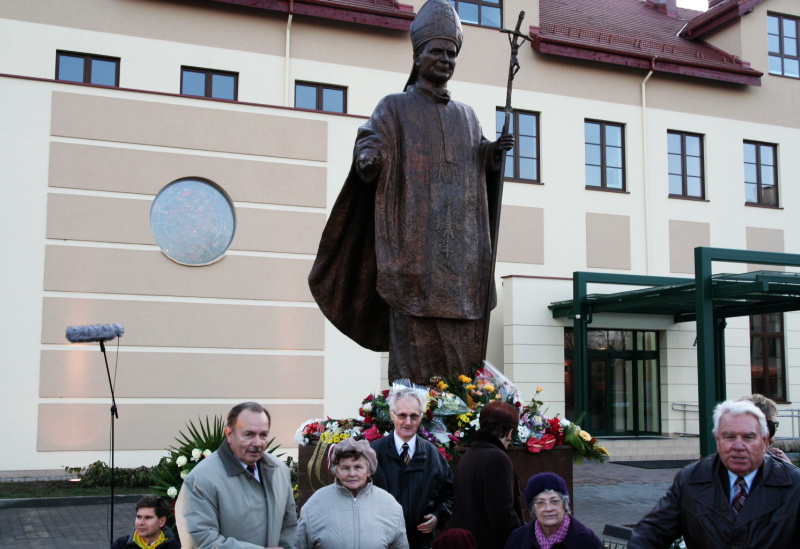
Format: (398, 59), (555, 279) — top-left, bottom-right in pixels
(481, 11), (532, 362)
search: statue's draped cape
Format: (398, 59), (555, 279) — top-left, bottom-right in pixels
(309, 85), (501, 352)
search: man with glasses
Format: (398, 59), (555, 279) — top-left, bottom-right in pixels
(372, 387), (454, 549)
(630, 400), (800, 548)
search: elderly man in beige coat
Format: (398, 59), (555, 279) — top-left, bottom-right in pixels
(176, 402), (297, 549)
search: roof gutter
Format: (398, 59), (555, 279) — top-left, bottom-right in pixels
(641, 57), (655, 276)
(285, 0), (294, 107)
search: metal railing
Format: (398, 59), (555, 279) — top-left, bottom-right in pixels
(672, 402), (800, 440)
(672, 402), (699, 437)
(777, 409), (800, 440)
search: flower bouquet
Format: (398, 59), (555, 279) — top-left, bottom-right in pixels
(295, 362), (609, 466)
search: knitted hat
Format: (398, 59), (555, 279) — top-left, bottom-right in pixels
(524, 472), (569, 509)
(329, 438), (378, 474)
(410, 0), (463, 54)
(432, 528), (476, 549)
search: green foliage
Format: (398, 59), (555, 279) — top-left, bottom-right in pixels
(63, 460), (156, 488)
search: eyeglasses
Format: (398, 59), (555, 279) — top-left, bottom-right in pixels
(392, 412), (422, 422)
(533, 497), (563, 510)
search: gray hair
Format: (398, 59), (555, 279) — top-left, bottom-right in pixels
(389, 387), (426, 415)
(712, 399), (768, 437)
(529, 489), (572, 515)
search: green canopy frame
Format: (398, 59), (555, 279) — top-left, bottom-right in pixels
(550, 247), (800, 456)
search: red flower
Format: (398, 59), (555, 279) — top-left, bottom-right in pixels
(366, 394), (374, 402)
(527, 434), (556, 454)
(547, 417), (561, 434)
(382, 390), (390, 397)
(426, 409), (434, 420)
(514, 401), (521, 407)
(363, 425), (384, 442)
(437, 446), (452, 462)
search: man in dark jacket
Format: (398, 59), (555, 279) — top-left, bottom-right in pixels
(630, 399), (800, 549)
(448, 400), (523, 549)
(111, 495), (180, 548)
(372, 387), (454, 549)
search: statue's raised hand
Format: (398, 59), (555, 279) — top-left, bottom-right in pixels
(356, 151), (382, 183)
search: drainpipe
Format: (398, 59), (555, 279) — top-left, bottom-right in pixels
(285, 0), (294, 107)
(641, 57), (655, 276)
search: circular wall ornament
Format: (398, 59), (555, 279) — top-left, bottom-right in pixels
(150, 178), (236, 266)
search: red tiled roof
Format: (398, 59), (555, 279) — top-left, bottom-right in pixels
(531, 0), (762, 85)
(679, 0), (766, 38)
(210, 0), (416, 30)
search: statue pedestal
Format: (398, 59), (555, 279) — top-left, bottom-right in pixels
(298, 442), (574, 517)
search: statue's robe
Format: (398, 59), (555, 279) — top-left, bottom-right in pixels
(309, 84), (501, 382)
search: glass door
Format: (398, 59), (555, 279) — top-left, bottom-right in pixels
(566, 329), (660, 436)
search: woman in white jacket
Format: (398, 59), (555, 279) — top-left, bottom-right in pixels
(296, 438), (409, 549)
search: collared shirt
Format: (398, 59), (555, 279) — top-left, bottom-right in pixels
(235, 457), (260, 483)
(393, 431), (416, 461)
(727, 468), (758, 505)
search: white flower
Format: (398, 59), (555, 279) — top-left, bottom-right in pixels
(167, 486), (178, 499)
(180, 470), (188, 479)
(517, 425), (531, 442)
(561, 418), (571, 427)
(203, 449), (212, 458)
(175, 455), (188, 467)
(294, 431), (308, 446)
(191, 448), (202, 461)
(362, 402), (373, 412)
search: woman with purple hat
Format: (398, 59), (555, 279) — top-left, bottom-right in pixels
(296, 438), (409, 549)
(505, 472), (603, 549)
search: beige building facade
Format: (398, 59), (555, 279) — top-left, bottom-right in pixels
(0, 0), (798, 473)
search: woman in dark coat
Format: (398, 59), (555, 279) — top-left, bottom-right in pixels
(505, 473), (603, 549)
(449, 401), (524, 549)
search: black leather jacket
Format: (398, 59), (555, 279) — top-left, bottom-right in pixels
(371, 434), (454, 549)
(629, 453), (800, 549)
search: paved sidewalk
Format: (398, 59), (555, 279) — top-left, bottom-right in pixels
(0, 462), (680, 547)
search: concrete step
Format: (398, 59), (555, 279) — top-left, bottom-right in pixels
(597, 436), (700, 462)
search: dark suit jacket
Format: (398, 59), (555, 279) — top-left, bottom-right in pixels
(630, 453), (800, 549)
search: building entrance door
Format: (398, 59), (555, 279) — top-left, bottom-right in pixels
(566, 329), (660, 436)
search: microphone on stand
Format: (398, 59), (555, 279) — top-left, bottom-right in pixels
(66, 324), (124, 343)
(65, 322), (124, 544)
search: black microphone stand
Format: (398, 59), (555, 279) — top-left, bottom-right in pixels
(99, 340), (118, 542)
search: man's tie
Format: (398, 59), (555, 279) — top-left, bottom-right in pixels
(732, 476), (747, 515)
(247, 464), (257, 477)
(400, 443), (410, 465)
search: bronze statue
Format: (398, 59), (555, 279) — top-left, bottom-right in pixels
(309, 0), (513, 385)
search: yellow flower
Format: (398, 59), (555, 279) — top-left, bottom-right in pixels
(466, 384), (476, 390)
(495, 394), (501, 399)
(598, 446), (610, 456)
(579, 430), (592, 442)
(438, 381), (449, 390)
(536, 386), (544, 393)
(458, 375), (472, 383)
(484, 383), (495, 393)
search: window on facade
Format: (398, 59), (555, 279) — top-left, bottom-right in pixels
(743, 141), (779, 207)
(295, 82), (346, 113)
(668, 131), (704, 199)
(496, 109), (539, 182)
(768, 13), (800, 79)
(585, 120), (625, 191)
(750, 313), (786, 401)
(449, 0), (501, 28)
(56, 51), (119, 86)
(181, 67), (237, 100)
